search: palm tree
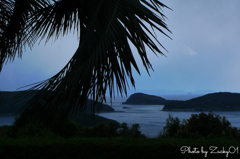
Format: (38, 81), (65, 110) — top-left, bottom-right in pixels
(0, 0), (171, 120)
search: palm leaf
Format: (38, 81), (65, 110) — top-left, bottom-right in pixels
(0, 0), (52, 71)
(1, 0), (172, 120)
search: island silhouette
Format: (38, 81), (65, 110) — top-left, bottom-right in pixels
(123, 92), (240, 111)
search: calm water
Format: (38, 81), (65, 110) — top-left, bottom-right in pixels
(1, 94), (240, 138)
(99, 104), (240, 138)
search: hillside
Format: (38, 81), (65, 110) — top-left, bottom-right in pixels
(162, 92), (240, 111)
(70, 113), (120, 127)
(0, 90), (115, 115)
(122, 93), (168, 105)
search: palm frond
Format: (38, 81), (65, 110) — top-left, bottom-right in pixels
(0, 0), (52, 71)
(2, 0), (172, 120)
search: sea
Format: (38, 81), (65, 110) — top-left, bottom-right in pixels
(1, 94), (240, 138)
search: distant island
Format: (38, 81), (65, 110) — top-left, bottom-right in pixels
(122, 92), (240, 111)
(122, 93), (169, 105)
(162, 92), (240, 111)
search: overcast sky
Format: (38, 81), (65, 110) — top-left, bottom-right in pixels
(1, 0), (240, 95)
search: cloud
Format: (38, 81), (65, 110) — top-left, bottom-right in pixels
(186, 47), (198, 56)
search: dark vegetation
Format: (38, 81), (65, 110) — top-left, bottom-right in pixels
(0, 112), (240, 158)
(0, 116), (145, 139)
(163, 92), (240, 111)
(0, 137), (239, 159)
(159, 112), (240, 139)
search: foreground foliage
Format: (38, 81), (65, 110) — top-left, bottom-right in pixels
(2, 119), (145, 139)
(159, 112), (240, 139)
(0, 137), (239, 159)
(1, 112), (240, 158)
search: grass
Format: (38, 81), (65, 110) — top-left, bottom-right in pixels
(0, 136), (239, 159)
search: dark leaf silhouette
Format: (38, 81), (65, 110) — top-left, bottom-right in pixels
(0, 0), (171, 119)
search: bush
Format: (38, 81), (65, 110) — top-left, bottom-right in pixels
(13, 101), (146, 139)
(117, 122), (146, 138)
(159, 112), (240, 139)
(74, 122), (146, 138)
(51, 120), (83, 138)
(158, 114), (181, 137)
(0, 125), (13, 138)
(14, 120), (55, 138)
(92, 122), (118, 137)
(76, 122), (119, 138)
(182, 112), (236, 137)
(12, 100), (79, 138)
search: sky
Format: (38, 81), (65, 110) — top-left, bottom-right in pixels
(1, 0), (240, 96)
